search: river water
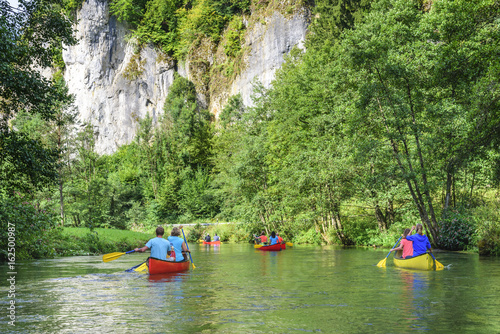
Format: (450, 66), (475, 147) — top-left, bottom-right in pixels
(1, 244), (499, 333)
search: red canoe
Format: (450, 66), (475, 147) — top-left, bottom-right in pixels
(281, 243), (286, 250)
(147, 257), (190, 275)
(257, 244), (282, 251)
(203, 240), (221, 245)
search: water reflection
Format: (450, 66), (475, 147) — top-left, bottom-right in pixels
(148, 272), (189, 283)
(200, 243), (221, 255)
(398, 269), (431, 330)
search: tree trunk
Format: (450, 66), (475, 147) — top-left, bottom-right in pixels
(444, 167), (452, 210)
(469, 169), (476, 205)
(59, 177), (64, 226)
(375, 203), (386, 232)
(386, 199), (394, 227)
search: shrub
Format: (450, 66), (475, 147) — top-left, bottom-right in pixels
(477, 222), (500, 256)
(437, 210), (476, 251)
(365, 221), (410, 248)
(187, 223), (204, 242)
(293, 227), (323, 245)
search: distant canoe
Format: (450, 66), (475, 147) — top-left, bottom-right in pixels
(393, 253), (437, 271)
(148, 257), (190, 275)
(257, 244), (282, 251)
(203, 240), (221, 245)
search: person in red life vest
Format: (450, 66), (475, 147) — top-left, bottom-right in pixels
(277, 233), (284, 244)
(390, 228), (414, 259)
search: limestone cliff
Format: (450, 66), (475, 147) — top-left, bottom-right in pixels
(63, 0), (309, 154)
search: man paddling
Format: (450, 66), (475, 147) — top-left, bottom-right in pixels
(135, 226), (174, 261)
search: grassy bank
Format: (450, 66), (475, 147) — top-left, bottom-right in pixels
(56, 227), (155, 257)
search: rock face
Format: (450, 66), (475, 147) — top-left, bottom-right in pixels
(230, 12), (308, 107)
(63, 0), (308, 154)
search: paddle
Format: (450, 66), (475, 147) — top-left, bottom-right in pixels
(254, 244), (263, 248)
(181, 227), (196, 269)
(134, 262), (148, 272)
(125, 260), (147, 272)
(286, 242), (293, 247)
(376, 236), (403, 267)
(430, 252), (445, 270)
(102, 250), (135, 263)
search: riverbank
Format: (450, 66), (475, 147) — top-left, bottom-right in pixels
(54, 227), (154, 257)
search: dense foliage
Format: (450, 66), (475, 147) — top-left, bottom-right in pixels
(2, 0), (500, 260)
(106, 0), (251, 58)
(0, 196), (58, 261)
(0, 0), (76, 260)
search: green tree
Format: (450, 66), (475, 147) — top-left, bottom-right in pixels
(337, 0), (500, 244)
(0, 0), (76, 195)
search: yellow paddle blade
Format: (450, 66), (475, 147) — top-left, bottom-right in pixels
(134, 262), (148, 272)
(286, 242), (293, 247)
(192, 263), (196, 269)
(435, 259), (445, 271)
(376, 257), (387, 267)
(254, 244), (263, 248)
(102, 252), (126, 263)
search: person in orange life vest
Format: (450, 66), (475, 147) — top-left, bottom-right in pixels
(406, 223), (432, 257)
(258, 231), (268, 244)
(277, 233), (284, 244)
(254, 231), (267, 244)
(167, 226), (190, 262)
(134, 226), (174, 261)
(390, 228), (414, 259)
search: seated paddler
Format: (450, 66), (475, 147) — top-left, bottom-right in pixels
(134, 226), (174, 261)
(269, 231), (279, 245)
(167, 226), (190, 262)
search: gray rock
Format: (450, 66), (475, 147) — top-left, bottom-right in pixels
(63, 0), (308, 154)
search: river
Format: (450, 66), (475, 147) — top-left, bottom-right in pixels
(1, 244), (499, 333)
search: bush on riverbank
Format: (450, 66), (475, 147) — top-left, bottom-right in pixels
(474, 202), (500, 256)
(185, 221), (253, 243)
(436, 210), (476, 251)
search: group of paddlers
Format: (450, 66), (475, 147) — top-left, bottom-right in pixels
(134, 226), (190, 262)
(390, 223), (433, 259)
(254, 231), (285, 246)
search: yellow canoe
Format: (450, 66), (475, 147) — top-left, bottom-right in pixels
(393, 253), (441, 271)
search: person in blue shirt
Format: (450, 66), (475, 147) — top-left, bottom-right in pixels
(405, 224), (432, 257)
(134, 226), (173, 261)
(269, 231), (279, 246)
(213, 234), (220, 242)
(167, 226), (190, 262)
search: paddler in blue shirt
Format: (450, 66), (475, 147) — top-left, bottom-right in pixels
(405, 224), (432, 257)
(269, 231), (279, 245)
(167, 226), (190, 262)
(134, 226), (174, 261)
